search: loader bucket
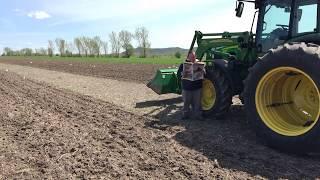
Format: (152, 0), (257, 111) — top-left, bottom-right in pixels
(147, 68), (181, 95)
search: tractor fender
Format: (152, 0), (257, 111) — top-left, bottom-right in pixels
(211, 59), (236, 93)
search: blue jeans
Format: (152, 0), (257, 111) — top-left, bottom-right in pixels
(182, 89), (202, 118)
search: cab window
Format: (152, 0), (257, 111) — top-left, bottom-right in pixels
(293, 1), (318, 35)
(261, 2), (291, 52)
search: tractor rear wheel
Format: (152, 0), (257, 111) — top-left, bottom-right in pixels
(244, 43), (320, 153)
(202, 67), (232, 118)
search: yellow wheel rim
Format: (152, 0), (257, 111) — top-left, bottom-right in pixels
(255, 67), (320, 136)
(202, 79), (216, 110)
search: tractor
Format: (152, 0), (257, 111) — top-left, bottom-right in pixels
(147, 0), (320, 154)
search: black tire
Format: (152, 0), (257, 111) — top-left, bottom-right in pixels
(202, 67), (232, 118)
(244, 42), (320, 153)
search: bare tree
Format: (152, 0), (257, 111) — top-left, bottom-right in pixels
(26, 48), (33, 56)
(74, 37), (83, 56)
(119, 30), (133, 58)
(35, 48), (46, 56)
(39, 48), (47, 56)
(79, 37), (89, 57)
(3, 47), (13, 56)
(48, 40), (55, 57)
(93, 36), (103, 57)
(78, 37), (94, 56)
(102, 41), (108, 57)
(21, 48), (33, 56)
(55, 38), (66, 56)
(65, 42), (74, 57)
(89, 38), (97, 56)
(135, 26), (151, 58)
(83, 37), (94, 56)
(109, 32), (117, 56)
(34, 48), (39, 56)
(109, 31), (121, 57)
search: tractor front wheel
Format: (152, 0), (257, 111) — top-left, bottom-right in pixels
(202, 67), (232, 118)
(244, 43), (320, 153)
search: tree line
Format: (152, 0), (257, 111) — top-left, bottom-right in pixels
(2, 26), (151, 58)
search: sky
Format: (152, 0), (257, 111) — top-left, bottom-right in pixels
(0, 0), (256, 54)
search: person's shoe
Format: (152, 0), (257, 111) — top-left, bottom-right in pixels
(181, 114), (190, 120)
(201, 114), (209, 121)
(195, 115), (205, 121)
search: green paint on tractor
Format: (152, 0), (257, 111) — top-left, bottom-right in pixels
(147, 30), (257, 95)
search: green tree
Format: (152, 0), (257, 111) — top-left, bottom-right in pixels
(175, 51), (181, 58)
(123, 44), (134, 58)
(3, 47), (13, 56)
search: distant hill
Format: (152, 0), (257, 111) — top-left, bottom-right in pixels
(134, 47), (189, 56)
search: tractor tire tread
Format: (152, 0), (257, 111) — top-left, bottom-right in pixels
(244, 42), (320, 153)
(203, 67), (232, 118)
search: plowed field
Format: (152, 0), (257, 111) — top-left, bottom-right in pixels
(0, 57), (175, 83)
(0, 58), (319, 179)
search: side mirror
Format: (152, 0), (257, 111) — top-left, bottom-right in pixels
(255, 0), (261, 9)
(236, 2), (244, 17)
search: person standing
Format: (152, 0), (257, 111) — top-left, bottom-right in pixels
(177, 52), (204, 120)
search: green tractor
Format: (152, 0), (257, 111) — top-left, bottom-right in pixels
(148, 0), (320, 153)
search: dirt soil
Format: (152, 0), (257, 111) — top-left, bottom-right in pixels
(0, 63), (180, 117)
(0, 70), (320, 179)
(0, 57), (177, 83)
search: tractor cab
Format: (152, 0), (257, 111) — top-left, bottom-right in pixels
(249, 0), (320, 52)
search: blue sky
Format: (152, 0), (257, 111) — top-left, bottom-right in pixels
(0, 0), (255, 53)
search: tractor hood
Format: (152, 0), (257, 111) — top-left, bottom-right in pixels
(195, 31), (254, 61)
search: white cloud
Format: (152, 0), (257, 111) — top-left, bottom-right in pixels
(27, 11), (51, 20)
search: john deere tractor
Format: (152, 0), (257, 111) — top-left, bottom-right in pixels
(148, 0), (320, 153)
